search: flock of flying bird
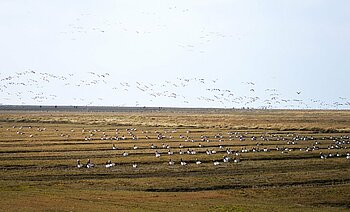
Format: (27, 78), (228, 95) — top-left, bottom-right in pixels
(60, 8), (244, 55)
(0, 70), (349, 109)
(2, 8), (348, 109)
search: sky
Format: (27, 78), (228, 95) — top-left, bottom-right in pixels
(0, 0), (349, 109)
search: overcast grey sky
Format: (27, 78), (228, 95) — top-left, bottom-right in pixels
(0, 0), (349, 109)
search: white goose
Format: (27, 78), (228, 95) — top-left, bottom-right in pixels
(122, 152), (129, 157)
(195, 159), (202, 165)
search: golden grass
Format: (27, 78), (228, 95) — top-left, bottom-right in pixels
(0, 109), (349, 211)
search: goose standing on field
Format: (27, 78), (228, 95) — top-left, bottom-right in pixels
(206, 149), (212, 155)
(233, 158), (240, 163)
(320, 152), (327, 159)
(346, 153), (350, 159)
(180, 158), (187, 166)
(155, 151), (161, 158)
(76, 159), (84, 168)
(213, 161), (220, 166)
(132, 162), (138, 168)
(195, 159), (202, 165)
(168, 159), (175, 165)
(112, 144), (117, 150)
(105, 160), (115, 168)
(122, 152), (129, 157)
(223, 156), (231, 163)
(86, 159), (94, 168)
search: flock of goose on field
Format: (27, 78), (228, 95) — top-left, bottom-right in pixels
(7, 125), (350, 169)
(1, 70), (349, 109)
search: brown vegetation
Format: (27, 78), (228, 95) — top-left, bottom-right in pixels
(0, 109), (349, 211)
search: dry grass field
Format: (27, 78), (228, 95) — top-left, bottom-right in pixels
(0, 109), (349, 211)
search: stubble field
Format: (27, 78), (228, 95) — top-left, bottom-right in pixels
(0, 109), (349, 211)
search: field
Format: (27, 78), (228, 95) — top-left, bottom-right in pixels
(0, 108), (349, 211)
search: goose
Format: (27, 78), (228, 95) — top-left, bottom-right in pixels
(112, 144), (117, 150)
(105, 160), (115, 168)
(180, 158), (187, 166)
(151, 144), (156, 149)
(122, 152), (129, 157)
(195, 159), (202, 165)
(223, 156), (231, 163)
(179, 144), (183, 148)
(155, 151), (161, 158)
(206, 149), (212, 155)
(132, 162), (138, 168)
(168, 159), (175, 165)
(167, 150), (174, 155)
(179, 150), (184, 155)
(86, 159), (94, 168)
(346, 153), (350, 159)
(76, 159), (84, 168)
(233, 158), (240, 163)
(213, 161), (220, 166)
(320, 152), (326, 159)
(198, 143), (202, 148)
(133, 145), (138, 150)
